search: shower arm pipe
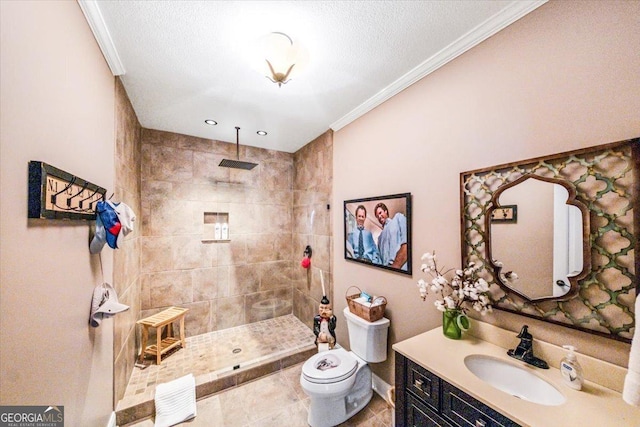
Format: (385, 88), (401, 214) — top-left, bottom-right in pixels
(235, 126), (240, 160)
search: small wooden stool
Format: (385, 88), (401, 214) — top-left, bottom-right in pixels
(137, 306), (189, 365)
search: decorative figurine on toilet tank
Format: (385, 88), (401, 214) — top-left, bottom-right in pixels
(314, 295), (336, 351)
(313, 271), (336, 351)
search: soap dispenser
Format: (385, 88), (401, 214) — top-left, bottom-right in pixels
(560, 345), (584, 390)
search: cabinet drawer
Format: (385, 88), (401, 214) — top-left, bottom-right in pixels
(407, 393), (453, 427)
(441, 381), (521, 427)
(406, 359), (441, 411)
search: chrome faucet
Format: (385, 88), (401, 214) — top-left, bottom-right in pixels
(507, 325), (549, 369)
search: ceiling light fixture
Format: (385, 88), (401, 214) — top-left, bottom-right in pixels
(204, 119), (217, 125)
(257, 131), (267, 136)
(257, 32), (308, 87)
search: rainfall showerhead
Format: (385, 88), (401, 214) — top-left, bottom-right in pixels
(219, 127), (258, 170)
(219, 158), (258, 170)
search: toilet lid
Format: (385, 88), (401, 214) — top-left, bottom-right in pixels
(302, 348), (358, 384)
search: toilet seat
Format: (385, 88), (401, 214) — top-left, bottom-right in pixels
(302, 348), (358, 384)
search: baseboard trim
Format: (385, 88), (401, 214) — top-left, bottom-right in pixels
(371, 372), (394, 406)
(107, 411), (116, 427)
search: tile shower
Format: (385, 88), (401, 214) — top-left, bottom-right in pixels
(138, 127), (332, 333)
(113, 99), (333, 421)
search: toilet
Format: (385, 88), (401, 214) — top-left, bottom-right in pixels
(300, 307), (390, 427)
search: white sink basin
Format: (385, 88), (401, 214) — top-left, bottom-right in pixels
(464, 354), (566, 406)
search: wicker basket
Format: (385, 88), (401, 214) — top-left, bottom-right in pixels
(345, 285), (387, 322)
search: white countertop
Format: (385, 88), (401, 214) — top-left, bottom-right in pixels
(393, 328), (640, 427)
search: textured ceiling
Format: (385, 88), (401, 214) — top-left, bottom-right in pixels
(87, 1), (545, 152)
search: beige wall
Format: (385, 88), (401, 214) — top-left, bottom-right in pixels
(333, 0), (640, 384)
(0, 1), (116, 425)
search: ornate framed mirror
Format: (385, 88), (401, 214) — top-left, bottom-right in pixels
(461, 138), (639, 342)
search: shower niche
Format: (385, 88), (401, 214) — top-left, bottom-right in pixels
(202, 212), (230, 242)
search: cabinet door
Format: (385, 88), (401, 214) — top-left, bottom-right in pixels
(441, 381), (521, 427)
(407, 393), (453, 427)
(406, 358), (441, 411)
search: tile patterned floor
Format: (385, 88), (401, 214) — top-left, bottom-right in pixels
(124, 361), (394, 427)
(118, 315), (317, 412)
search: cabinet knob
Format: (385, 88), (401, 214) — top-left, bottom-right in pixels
(413, 378), (423, 389)
(475, 420), (487, 427)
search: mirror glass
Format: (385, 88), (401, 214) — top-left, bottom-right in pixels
(488, 176), (585, 301)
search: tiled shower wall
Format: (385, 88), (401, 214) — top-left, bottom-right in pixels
(139, 129), (295, 336)
(113, 78), (143, 403)
(292, 130), (333, 329)
(114, 115), (333, 402)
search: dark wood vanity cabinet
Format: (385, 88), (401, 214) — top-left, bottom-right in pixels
(395, 352), (520, 427)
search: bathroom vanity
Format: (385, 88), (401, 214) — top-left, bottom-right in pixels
(396, 352), (518, 426)
(393, 328), (639, 427)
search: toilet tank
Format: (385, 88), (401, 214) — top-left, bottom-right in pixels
(343, 307), (390, 363)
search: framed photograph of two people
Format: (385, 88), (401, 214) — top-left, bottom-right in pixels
(344, 193), (412, 275)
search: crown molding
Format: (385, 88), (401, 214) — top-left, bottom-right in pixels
(78, 0), (125, 76)
(330, 0), (547, 131)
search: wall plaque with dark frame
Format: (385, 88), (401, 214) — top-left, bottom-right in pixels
(490, 205), (517, 223)
(28, 161), (107, 220)
(344, 193), (412, 275)
(460, 138), (639, 342)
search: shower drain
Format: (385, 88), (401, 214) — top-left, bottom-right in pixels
(232, 348), (242, 354)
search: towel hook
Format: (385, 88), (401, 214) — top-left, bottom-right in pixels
(50, 176), (76, 209)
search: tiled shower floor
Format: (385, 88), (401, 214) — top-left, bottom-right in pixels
(117, 314), (317, 424)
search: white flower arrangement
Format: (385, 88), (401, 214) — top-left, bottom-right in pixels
(417, 251), (493, 315)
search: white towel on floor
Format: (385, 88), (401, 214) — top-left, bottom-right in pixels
(623, 296), (640, 406)
(154, 373), (197, 427)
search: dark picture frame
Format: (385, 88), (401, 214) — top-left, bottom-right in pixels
(28, 161), (106, 220)
(344, 193), (412, 275)
(490, 204), (517, 223)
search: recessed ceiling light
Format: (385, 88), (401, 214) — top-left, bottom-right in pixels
(257, 130), (267, 136)
(204, 119), (217, 125)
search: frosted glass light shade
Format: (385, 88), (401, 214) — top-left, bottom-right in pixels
(252, 32), (308, 86)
